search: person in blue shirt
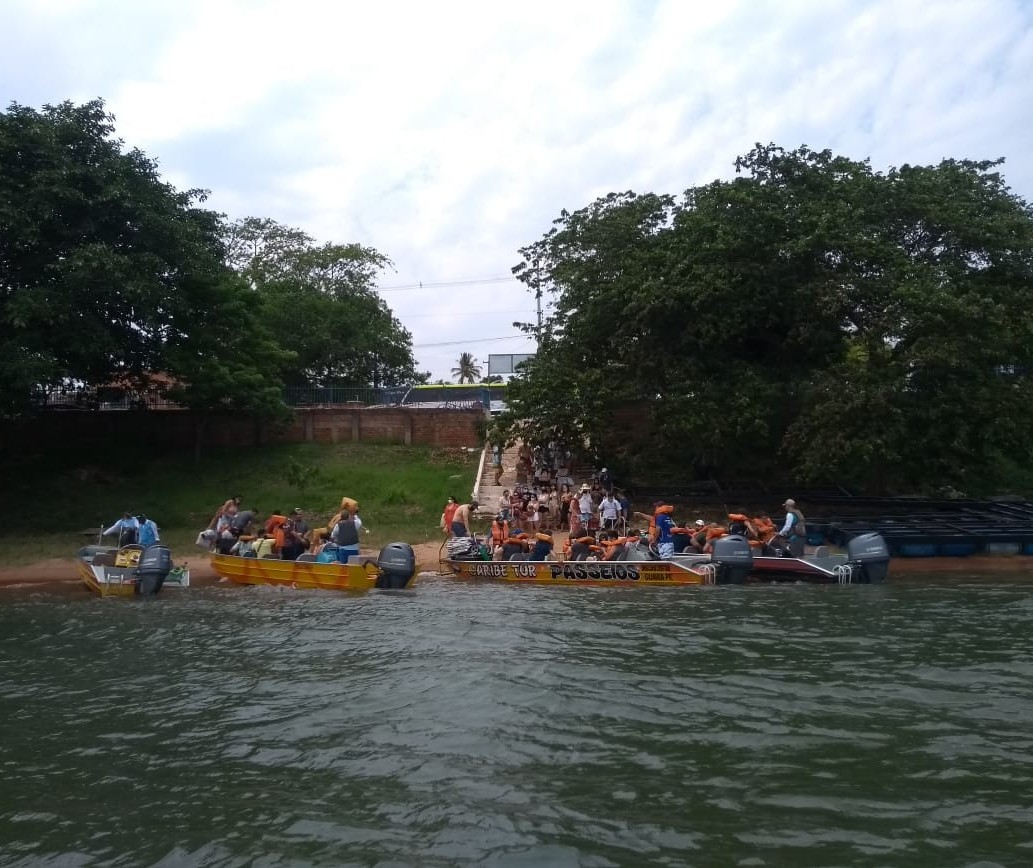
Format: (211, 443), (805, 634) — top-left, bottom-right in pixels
(137, 515), (160, 547)
(655, 506), (676, 559)
(103, 513), (140, 547)
(530, 532), (553, 561)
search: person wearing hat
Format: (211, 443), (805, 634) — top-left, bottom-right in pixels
(577, 484), (594, 528)
(281, 508), (310, 560)
(598, 467), (613, 494)
(777, 499), (807, 557)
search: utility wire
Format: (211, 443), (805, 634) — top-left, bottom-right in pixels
(377, 276), (519, 292)
(413, 334), (533, 349)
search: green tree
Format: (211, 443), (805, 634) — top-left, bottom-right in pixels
(224, 218), (417, 388)
(502, 145), (1033, 494)
(0, 99), (232, 413)
(450, 352), (482, 384)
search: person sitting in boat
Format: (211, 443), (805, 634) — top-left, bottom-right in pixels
(501, 530), (529, 560)
(137, 514), (160, 548)
(702, 522), (728, 553)
(280, 508), (310, 560)
(671, 522), (693, 554)
(777, 499), (807, 557)
(599, 531), (625, 561)
(103, 512), (140, 547)
(752, 512), (777, 545)
(530, 531), (554, 561)
(208, 495), (242, 530)
(568, 534), (600, 561)
(490, 514), (510, 551)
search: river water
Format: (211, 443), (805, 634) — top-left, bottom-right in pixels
(2, 576), (1033, 867)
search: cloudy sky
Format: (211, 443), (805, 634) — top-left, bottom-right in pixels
(3, 0), (1032, 379)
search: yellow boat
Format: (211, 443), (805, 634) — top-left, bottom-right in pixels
(442, 533), (891, 586)
(212, 542), (417, 593)
(77, 544), (188, 597)
(444, 557), (714, 586)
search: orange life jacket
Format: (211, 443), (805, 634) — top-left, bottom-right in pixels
(491, 520), (509, 545)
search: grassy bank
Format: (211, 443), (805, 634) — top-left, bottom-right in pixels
(0, 442), (480, 565)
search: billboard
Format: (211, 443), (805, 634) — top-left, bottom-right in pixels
(487, 353), (535, 376)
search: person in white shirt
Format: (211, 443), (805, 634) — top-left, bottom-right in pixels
(103, 513), (140, 546)
(578, 486), (594, 526)
(598, 493), (621, 530)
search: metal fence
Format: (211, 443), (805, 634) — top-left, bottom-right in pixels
(33, 383), (507, 412)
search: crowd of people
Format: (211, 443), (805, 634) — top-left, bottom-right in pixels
(195, 495), (371, 563)
(446, 445), (810, 563)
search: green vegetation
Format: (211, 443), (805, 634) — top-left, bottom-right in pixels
(0, 100), (423, 434)
(0, 442), (478, 565)
(502, 144), (1033, 496)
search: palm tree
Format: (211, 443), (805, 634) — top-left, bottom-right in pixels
(451, 352), (482, 384)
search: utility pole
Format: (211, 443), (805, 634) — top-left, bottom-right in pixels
(534, 257), (543, 347)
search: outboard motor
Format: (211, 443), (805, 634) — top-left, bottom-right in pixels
(846, 533), (891, 584)
(376, 542), (416, 590)
(710, 535), (753, 585)
(135, 545), (172, 595)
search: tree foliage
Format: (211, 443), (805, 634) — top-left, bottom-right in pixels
(502, 145), (1033, 494)
(451, 352), (482, 384)
(224, 217), (416, 388)
(0, 99), (419, 427)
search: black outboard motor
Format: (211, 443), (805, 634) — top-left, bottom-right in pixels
(135, 545), (172, 595)
(711, 535), (753, 585)
(846, 533), (891, 584)
(376, 542), (416, 589)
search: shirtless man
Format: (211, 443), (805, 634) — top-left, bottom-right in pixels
(451, 501), (479, 537)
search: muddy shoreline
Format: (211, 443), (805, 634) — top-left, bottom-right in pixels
(3, 543), (1032, 590)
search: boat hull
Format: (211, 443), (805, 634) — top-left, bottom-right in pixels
(444, 553), (889, 586)
(77, 547), (189, 597)
(443, 559), (713, 586)
(211, 554), (414, 593)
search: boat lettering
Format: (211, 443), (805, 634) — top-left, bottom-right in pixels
(549, 564), (640, 581)
(471, 563), (508, 578)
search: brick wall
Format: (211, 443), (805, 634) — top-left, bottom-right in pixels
(0, 407), (485, 454)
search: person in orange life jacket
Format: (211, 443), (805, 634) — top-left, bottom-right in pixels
(530, 531), (553, 560)
(655, 505), (676, 558)
(688, 518), (707, 552)
(490, 515), (509, 548)
(670, 522), (693, 554)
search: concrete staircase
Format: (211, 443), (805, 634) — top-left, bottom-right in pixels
(472, 441), (599, 518)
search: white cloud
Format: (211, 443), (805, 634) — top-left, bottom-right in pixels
(3, 0), (1032, 377)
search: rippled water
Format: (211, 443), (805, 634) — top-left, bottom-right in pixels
(2, 576), (1033, 867)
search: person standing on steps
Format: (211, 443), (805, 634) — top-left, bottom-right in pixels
(491, 442), (504, 485)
